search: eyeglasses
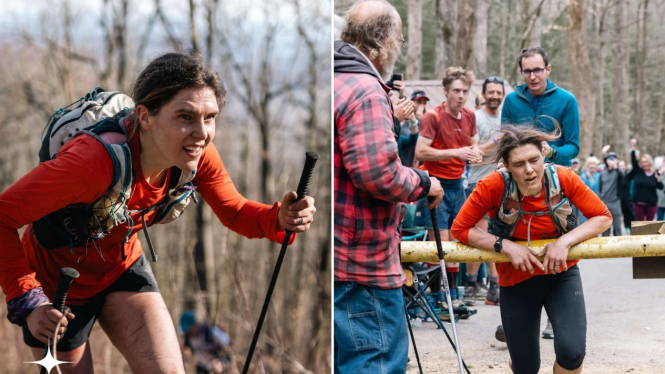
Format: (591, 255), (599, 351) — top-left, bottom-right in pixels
(484, 76), (504, 84)
(398, 38), (406, 48)
(521, 68), (546, 77)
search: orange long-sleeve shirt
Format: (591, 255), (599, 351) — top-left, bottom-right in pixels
(0, 131), (292, 304)
(451, 165), (611, 286)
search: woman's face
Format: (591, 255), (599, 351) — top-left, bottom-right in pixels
(640, 156), (651, 171)
(587, 161), (598, 174)
(140, 87), (218, 172)
(618, 161), (626, 173)
(505, 143), (546, 194)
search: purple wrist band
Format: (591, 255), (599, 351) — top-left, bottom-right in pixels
(6, 287), (50, 326)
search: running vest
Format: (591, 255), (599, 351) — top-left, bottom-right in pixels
(487, 163), (576, 244)
(31, 88), (197, 261)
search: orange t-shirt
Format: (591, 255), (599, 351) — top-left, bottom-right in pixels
(419, 105), (477, 180)
(451, 166), (612, 287)
(0, 129), (292, 304)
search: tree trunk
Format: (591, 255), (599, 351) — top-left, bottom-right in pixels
(189, 0), (200, 54)
(522, 0), (542, 48)
(567, 0), (595, 160)
(453, 0), (475, 68)
(115, 0), (128, 90)
(406, 0), (422, 80)
(611, 0), (630, 161)
(639, 0), (650, 152)
(444, 0), (457, 68)
(435, 0), (445, 78)
(499, 0), (509, 79)
(468, 0), (489, 77)
(593, 0), (608, 156)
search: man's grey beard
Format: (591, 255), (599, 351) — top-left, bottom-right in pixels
(379, 47), (400, 81)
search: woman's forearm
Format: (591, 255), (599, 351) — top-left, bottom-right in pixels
(467, 227), (500, 252)
(558, 215), (612, 248)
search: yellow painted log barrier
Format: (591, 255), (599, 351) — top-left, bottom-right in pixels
(400, 235), (665, 263)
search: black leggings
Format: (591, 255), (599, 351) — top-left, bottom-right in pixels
(500, 265), (586, 373)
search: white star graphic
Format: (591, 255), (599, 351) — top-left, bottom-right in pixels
(25, 339), (72, 373)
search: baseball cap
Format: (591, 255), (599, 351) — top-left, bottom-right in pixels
(571, 158), (580, 164)
(411, 90), (429, 102)
(607, 152), (617, 160)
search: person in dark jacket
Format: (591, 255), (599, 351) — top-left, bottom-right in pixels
(333, 1), (443, 372)
(617, 159), (636, 233)
(598, 150), (624, 236)
(627, 138), (663, 221)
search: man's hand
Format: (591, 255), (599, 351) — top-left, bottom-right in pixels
(427, 177), (444, 209)
(394, 98), (415, 122)
(502, 240), (544, 274)
(393, 80), (406, 98)
(602, 144), (611, 155)
(414, 103), (426, 120)
(455, 146), (483, 163)
(541, 141), (552, 159)
(630, 138), (637, 150)
(278, 192), (316, 233)
(540, 239), (571, 274)
(26, 303), (75, 344)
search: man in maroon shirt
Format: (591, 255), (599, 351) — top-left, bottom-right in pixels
(334, 0), (443, 372)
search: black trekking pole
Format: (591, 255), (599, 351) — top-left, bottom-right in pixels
(430, 203), (466, 374)
(40, 267), (80, 374)
(405, 303), (424, 374)
(242, 152), (319, 374)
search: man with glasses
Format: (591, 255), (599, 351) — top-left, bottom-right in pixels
(497, 46), (580, 342)
(463, 76), (506, 307)
(501, 47), (580, 166)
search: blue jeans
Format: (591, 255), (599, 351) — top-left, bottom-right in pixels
(415, 178), (466, 230)
(334, 282), (408, 374)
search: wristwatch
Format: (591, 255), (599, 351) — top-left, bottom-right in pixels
(494, 237), (503, 253)
(548, 146), (557, 160)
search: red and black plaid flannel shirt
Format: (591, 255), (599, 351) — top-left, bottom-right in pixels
(334, 72), (430, 289)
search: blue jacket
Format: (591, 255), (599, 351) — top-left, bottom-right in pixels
(501, 79), (580, 166)
(581, 171), (600, 195)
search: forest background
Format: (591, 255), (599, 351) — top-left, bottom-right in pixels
(0, 0), (331, 373)
(335, 0), (665, 163)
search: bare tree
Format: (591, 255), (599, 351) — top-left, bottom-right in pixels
(611, 0), (631, 161)
(435, 0), (457, 76)
(406, 0), (423, 79)
(567, 0), (596, 160)
(453, 0), (475, 67)
(469, 0), (489, 77)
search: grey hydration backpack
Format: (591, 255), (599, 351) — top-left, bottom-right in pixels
(32, 88), (197, 262)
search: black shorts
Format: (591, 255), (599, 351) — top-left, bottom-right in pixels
(23, 254), (159, 352)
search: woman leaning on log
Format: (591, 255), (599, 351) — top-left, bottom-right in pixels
(451, 124), (612, 374)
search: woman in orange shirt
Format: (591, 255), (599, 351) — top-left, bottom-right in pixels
(0, 53), (316, 373)
(451, 125), (611, 374)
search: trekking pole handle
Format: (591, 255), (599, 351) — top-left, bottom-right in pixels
(428, 198), (446, 261)
(288, 152), (319, 234)
(40, 268), (79, 374)
(295, 152), (319, 200)
(52, 268), (79, 314)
